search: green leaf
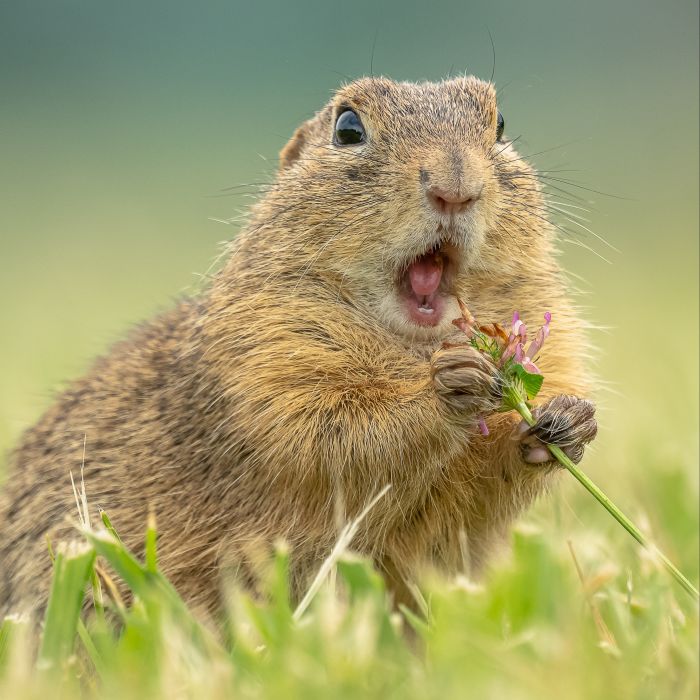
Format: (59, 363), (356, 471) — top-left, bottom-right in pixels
(513, 364), (544, 400)
(337, 555), (386, 601)
(38, 540), (96, 673)
(0, 614), (29, 672)
(398, 603), (431, 637)
(80, 523), (226, 660)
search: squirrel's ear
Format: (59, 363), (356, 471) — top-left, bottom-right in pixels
(278, 107), (331, 171)
(278, 120), (312, 171)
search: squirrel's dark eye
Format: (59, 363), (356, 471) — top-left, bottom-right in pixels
(496, 111), (505, 142)
(334, 109), (365, 146)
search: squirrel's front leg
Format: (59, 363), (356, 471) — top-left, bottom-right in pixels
(512, 395), (598, 465)
(430, 343), (502, 417)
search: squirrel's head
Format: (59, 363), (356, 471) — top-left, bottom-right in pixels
(250, 76), (550, 342)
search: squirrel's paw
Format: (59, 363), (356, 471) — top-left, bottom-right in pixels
(431, 344), (501, 415)
(512, 395), (597, 465)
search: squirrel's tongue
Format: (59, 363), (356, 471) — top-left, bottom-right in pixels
(408, 253), (444, 297)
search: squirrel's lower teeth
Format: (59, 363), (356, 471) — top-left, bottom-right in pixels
(418, 296), (434, 313)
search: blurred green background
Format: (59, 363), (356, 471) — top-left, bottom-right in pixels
(0, 0), (697, 566)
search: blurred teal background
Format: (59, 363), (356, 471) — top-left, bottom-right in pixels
(1, 0), (698, 546)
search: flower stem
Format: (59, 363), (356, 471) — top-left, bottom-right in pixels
(515, 401), (699, 601)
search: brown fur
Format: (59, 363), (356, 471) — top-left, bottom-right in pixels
(0, 76), (595, 617)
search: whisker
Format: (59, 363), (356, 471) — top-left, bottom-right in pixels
(547, 206), (619, 252)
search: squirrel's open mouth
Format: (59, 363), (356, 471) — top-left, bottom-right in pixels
(396, 240), (458, 327)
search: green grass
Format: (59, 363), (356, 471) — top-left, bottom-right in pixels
(1, 457), (698, 700)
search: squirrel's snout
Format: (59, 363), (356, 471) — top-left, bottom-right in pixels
(421, 153), (485, 217)
(426, 185), (481, 216)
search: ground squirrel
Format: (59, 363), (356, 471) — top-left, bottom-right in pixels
(0, 76), (597, 616)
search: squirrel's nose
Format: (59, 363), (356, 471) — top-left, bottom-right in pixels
(426, 185), (481, 216)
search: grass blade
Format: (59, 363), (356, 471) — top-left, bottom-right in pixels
(80, 523), (225, 658)
(38, 539), (96, 672)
